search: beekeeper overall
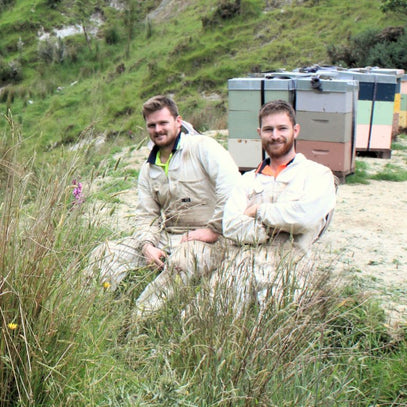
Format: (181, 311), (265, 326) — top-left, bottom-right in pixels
(217, 99), (337, 312)
(88, 95), (241, 317)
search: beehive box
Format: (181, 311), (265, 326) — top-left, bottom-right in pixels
(227, 74), (358, 179)
(294, 77), (358, 177)
(228, 77), (296, 171)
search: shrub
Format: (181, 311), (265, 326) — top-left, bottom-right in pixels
(0, 0), (15, 11)
(327, 26), (406, 68)
(0, 58), (22, 84)
(103, 25), (121, 45)
(37, 37), (65, 64)
(202, 0), (241, 28)
(366, 32), (407, 68)
(45, 0), (62, 8)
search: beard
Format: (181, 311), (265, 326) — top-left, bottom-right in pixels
(151, 127), (179, 149)
(263, 137), (295, 159)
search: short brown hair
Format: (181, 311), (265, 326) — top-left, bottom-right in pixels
(142, 95), (179, 120)
(259, 99), (296, 127)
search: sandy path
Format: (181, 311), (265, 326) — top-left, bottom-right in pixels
(316, 178), (407, 324)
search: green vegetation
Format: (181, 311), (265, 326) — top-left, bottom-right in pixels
(0, 0), (405, 162)
(345, 160), (371, 184)
(347, 160), (407, 183)
(371, 162), (407, 181)
(1, 116), (407, 406)
(346, 134), (407, 184)
(328, 25), (407, 68)
(1, 0), (407, 405)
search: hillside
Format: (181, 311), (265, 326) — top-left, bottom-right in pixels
(0, 0), (405, 160)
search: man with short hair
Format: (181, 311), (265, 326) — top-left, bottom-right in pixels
(89, 95), (241, 317)
(220, 99), (337, 310)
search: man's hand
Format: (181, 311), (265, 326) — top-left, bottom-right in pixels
(180, 228), (219, 243)
(244, 204), (259, 218)
(142, 243), (167, 269)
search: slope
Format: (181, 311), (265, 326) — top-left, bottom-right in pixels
(0, 0), (404, 159)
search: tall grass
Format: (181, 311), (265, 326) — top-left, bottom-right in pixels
(118, 251), (407, 406)
(1, 118), (406, 405)
(0, 116), (131, 405)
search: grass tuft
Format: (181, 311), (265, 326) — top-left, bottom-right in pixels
(1, 118), (407, 405)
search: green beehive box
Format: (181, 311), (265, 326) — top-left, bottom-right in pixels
(228, 110), (259, 140)
(401, 93), (407, 110)
(228, 77), (295, 110)
(372, 101), (395, 125)
(357, 100), (395, 125)
(357, 100), (374, 124)
(228, 77), (296, 140)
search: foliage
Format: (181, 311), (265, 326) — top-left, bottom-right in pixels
(201, 0), (242, 28)
(345, 134), (407, 184)
(103, 24), (121, 45)
(0, 117), (126, 405)
(0, 58), (22, 84)
(393, 133), (406, 147)
(366, 31), (407, 68)
(37, 37), (66, 64)
(345, 160), (371, 184)
(1, 118), (407, 405)
(322, 289), (407, 405)
(370, 163), (407, 181)
(327, 26), (407, 68)
(381, 0), (407, 14)
(0, 0), (14, 12)
(117, 251), (407, 406)
(46, 0), (62, 8)
(0, 0), (402, 161)
(346, 160), (407, 184)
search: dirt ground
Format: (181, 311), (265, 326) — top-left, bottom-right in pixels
(98, 134), (407, 325)
(315, 169), (407, 325)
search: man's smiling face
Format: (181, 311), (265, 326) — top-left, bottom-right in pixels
(145, 107), (182, 149)
(258, 111), (300, 160)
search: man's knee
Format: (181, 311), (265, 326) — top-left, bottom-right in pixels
(86, 238), (145, 289)
(168, 240), (224, 276)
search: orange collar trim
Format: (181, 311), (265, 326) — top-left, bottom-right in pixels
(257, 163), (287, 178)
(255, 157), (295, 178)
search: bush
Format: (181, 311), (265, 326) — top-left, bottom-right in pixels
(0, 58), (22, 84)
(327, 26), (406, 69)
(202, 0), (241, 28)
(0, 118), (133, 406)
(367, 32), (407, 68)
(45, 0), (62, 8)
(37, 37), (65, 64)
(103, 25), (121, 45)
(0, 0), (15, 11)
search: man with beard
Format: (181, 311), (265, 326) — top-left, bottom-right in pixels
(217, 99), (337, 313)
(88, 95), (241, 318)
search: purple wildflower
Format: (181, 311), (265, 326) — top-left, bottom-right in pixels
(72, 179), (85, 205)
